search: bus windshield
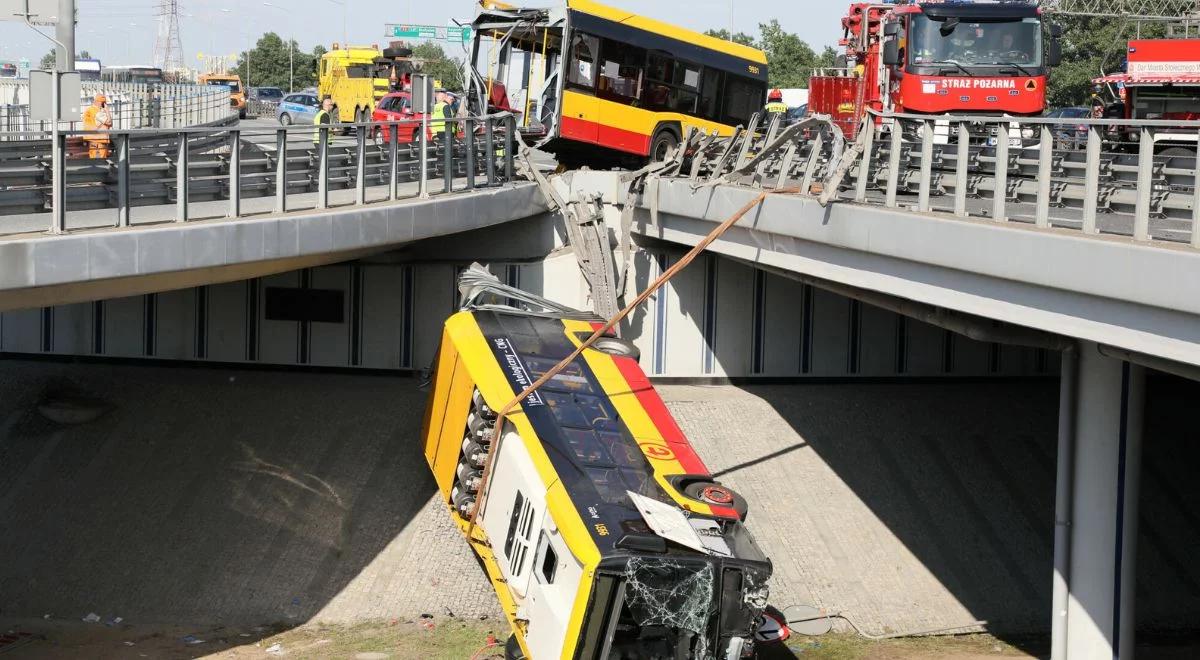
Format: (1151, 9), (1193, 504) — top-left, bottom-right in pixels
(909, 15), (1043, 69)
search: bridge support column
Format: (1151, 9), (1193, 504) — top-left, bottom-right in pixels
(1054, 341), (1144, 660)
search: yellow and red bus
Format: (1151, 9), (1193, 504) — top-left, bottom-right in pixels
(421, 269), (774, 659)
(470, 0), (768, 166)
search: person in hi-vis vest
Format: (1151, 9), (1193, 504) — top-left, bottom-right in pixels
(313, 97), (334, 145)
(765, 88), (788, 115)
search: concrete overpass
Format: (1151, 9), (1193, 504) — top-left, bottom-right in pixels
(1, 111), (1198, 659)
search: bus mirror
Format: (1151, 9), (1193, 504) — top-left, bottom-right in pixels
(1048, 38), (1062, 67)
(883, 39), (901, 67)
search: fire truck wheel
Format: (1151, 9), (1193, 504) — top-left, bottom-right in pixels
(504, 635), (527, 660)
(649, 128), (679, 163)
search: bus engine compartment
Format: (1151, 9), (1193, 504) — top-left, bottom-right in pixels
(421, 266), (777, 659)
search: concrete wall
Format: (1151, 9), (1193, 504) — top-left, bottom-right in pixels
(0, 243), (1056, 379)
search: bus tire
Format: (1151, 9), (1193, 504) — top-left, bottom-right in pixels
(279, 113), (292, 126)
(505, 635), (527, 660)
(649, 127), (680, 163)
(680, 479), (750, 521)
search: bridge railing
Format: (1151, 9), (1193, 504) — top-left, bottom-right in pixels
(677, 110), (1200, 250)
(0, 80), (236, 136)
(0, 113), (517, 236)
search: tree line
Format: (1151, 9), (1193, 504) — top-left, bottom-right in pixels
(705, 20), (838, 88)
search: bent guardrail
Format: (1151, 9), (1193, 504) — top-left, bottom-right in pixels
(0, 113), (517, 236)
(673, 109), (1200, 249)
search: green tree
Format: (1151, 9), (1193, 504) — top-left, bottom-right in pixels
(703, 29), (757, 47)
(236, 32), (321, 91)
(39, 49), (92, 71)
(410, 42), (465, 92)
(1047, 16), (1165, 107)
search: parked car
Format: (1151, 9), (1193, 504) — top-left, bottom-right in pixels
(1045, 106), (1091, 149)
(784, 104), (808, 126)
(276, 92), (321, 126)
(371, 92), (462, 143)
(249, 87), (284, 103)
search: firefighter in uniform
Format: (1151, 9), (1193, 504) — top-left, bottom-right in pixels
(313, 97), (334, 146)
(82, 94), (113, 159)
(765, 88), (788, 115)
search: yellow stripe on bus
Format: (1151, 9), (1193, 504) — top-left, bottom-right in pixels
(566, 0), (767, 65)
(561, 90), (741, 142)
(560, 320), (718, 517)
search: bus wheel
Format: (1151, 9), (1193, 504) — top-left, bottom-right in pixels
(683, 480), (750, 520)
(649, 129), (679, 163)
(504, 635), (527, 660)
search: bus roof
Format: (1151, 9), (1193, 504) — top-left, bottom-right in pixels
(566, 0), (767, 65)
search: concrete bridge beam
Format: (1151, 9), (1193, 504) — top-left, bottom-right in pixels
(1056, 341), (1145, 660)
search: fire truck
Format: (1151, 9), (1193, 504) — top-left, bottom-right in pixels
(1095, 39), (1200, 155)
(809, 0), (1062, 138)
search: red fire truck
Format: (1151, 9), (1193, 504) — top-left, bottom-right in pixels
(810, 0), (1062, 137)
(1094, 39), (1200, 155)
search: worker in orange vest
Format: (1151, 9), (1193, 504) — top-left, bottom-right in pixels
(82, 94), (113, 159)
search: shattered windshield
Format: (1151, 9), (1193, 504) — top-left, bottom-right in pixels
(620, 558), (717, 658)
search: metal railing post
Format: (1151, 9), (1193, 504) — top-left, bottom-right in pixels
(800, 132), (825, 195)
(1082, 125), (1102, 234)
(992, 122), (1010, 222)
(228, 129), (241, 218)
(388, 122), (399, 201)
(485, 118), (496, 186)
(1193, 128), (1200, 248)
(504, 115), (515, 183)
(1035, 124), (1053, 228)
(884, 118), (902, 208)
(1133, 125), (1154, 241)
(275, 128), (288, 214)
(318, 126), (330, 209)
(854, 119), (875, 203)
(465, 118), (476, 190)
(443, 118), (454, 193)
(954, 121), (969, 217)
(419, 114), (430, 198)
(917, 119), (934, 212)
(175, 131), (189, 223)
(355, 122), (367, 205)
(50, 132), (66, 234)
(117, 134), (131, 227)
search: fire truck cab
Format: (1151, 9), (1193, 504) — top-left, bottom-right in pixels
(811, 0), (1062, 137)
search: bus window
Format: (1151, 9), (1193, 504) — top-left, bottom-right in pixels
(597, 38), (644, 102)
(536, 531), (557, 584)
(699, 67), (724, 121)
(567, 33), (599, 91)
(723, 74), (762, 126)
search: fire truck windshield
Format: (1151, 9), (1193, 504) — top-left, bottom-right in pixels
(909, 15), (1043, 71)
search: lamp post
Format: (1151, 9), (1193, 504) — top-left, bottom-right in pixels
(262, 2), (294, 91)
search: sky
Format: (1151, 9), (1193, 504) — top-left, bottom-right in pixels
(0, 1), (846, 68)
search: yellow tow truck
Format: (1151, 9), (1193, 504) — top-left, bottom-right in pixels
(317, 42), (415, 124)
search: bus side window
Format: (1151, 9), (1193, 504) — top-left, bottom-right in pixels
(699, 68), (724, 122)
(537, 531), (558, 584)
(597, 38), (645, 102)
(722, 74), (760, 127)
(567, 33), (599, 91)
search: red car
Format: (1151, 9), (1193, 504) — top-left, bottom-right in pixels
(372, 91), (469, 143)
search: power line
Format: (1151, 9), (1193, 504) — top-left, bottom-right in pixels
(1042, 0), (1200, 18)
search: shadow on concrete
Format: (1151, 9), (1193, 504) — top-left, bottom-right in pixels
(0, 358), (482, 653)
(718, 374), (1200, 655)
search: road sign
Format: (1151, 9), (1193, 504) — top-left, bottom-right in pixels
(388, 24), (472, 44)
(29, 70), (81, 121)
(0, 0), (60, 25)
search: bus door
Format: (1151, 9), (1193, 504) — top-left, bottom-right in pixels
(523, 515), (584, 658)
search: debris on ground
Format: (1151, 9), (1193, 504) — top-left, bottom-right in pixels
(265, 642), (283, 655)
(81, 613), (100, 623)
(181, 634), (205, 645)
